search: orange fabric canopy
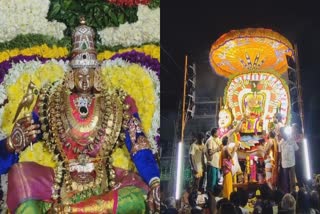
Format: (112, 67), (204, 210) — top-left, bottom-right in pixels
(209, 28), (294, 78)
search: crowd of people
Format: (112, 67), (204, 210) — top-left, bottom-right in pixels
(161, 181), (320, 214)
(161, 114), (316, 213)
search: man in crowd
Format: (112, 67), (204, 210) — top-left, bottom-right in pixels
(205, 128), (223, 193)
(279, 126), (299, 193)
(189, 132), (206, 192)
(292, 123), (304, 187)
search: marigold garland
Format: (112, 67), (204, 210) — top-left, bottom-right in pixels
(101, 58), (159, 154)
(19, 141), (57, 168)
(0, 44), (158, 71)
(1, 62), (65, 135)
(111, 147), (137, 171)
(0, 45), (68, 63)
(97, 44), (160, 62)
(101, 62), (156, 135)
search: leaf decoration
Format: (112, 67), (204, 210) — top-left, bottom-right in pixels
(47, 0), (139, 37)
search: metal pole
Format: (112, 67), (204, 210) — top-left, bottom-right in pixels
(294, 44), (305, 136)
(294, 44), (312, 180)
(181, 55), (188, 143)
(175, 55), (188, 200)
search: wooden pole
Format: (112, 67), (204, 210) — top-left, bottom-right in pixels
(294, 43), (305, 136)
(181, 55), (188, 143)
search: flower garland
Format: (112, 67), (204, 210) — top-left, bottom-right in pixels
(111, 50), (160, 77)
(98, 5), (159, 47)
(97, 44), (160, 62)
(0, 107), (5, 140)
(0, 44), (159, 81)
(0, 55), (68, 85)
(111, 147), (137, 171)
(0, 174), (8, 211)
(0, 0), (66, 43)
(19, 141), (57, 168)
(107, 0), (150, 7)
(101, 58), (160, 153)
(1, 60), (66, 136)
(0, 45), (69, 63)
(19, 136), (137, 172)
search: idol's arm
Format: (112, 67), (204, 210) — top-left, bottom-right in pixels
(0, 109), (41, 175)
(123, 96), (160, 212)
(0, 139), (19, 174)
(123, 96), (160, 184)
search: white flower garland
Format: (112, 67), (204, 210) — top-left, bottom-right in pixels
(2, 61), (43, 88)
(98, 5), (160, 47)
(0, 174), (8, 213)
(0, 107), (5, 140)
(0, 85), (6, 106)
(0, 84), (6, 140)
(0, 59), (68, 140)
(0, 0), (66, 42)
(0, 60), (44, 139)
(101, 58), (160, 153)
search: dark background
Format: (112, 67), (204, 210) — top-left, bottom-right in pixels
(161, 2), (320, 173)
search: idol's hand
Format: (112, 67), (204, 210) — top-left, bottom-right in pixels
(147, 179), (160, 214)
(8, 114), (41, 152)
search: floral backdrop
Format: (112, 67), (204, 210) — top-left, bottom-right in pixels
(0, 0), (159, 210)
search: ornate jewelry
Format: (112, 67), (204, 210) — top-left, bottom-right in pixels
(128, 117), (142, 143)
(6, 137), (15, 152)
(93, 69), (102, 92)
(38, 83), (130, 203)
(131, 135), (151, 156)
(73, 95), (93, 119)
(11, 125), (26, 151)
(128, 117), (151, 156)
(65, 72), (75, 90)
(78, 67), (89, 75)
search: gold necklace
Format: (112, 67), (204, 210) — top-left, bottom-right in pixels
(63, 91), (101, 133)
(38, 83), (132, 200)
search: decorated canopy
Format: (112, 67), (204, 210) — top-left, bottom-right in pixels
(209, 28), (294, 78)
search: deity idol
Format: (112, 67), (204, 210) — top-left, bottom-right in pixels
(0, 20), (160, 213)
(217, 106), (233, 138)
(240, 81), (264, 135)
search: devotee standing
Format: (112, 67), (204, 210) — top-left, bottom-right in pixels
(292, 123), (303, 187)
(205, 128), (222, 193)
(189, 132), (205, 192)
(264, 131), (278, 190)
(221, 136), (233, 199)
(279, 127), (299, 193)
(274, 113), (285, 141)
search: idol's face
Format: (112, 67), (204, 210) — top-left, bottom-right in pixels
(218, 110), (232, 128)
(74, 67), (94, 93)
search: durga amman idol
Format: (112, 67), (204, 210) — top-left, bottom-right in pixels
(0, 20), (160, 213)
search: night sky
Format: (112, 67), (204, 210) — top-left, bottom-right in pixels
(161, 2), (320, 173)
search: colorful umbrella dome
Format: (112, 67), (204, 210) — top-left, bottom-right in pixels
(209, 28), (294, 78)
